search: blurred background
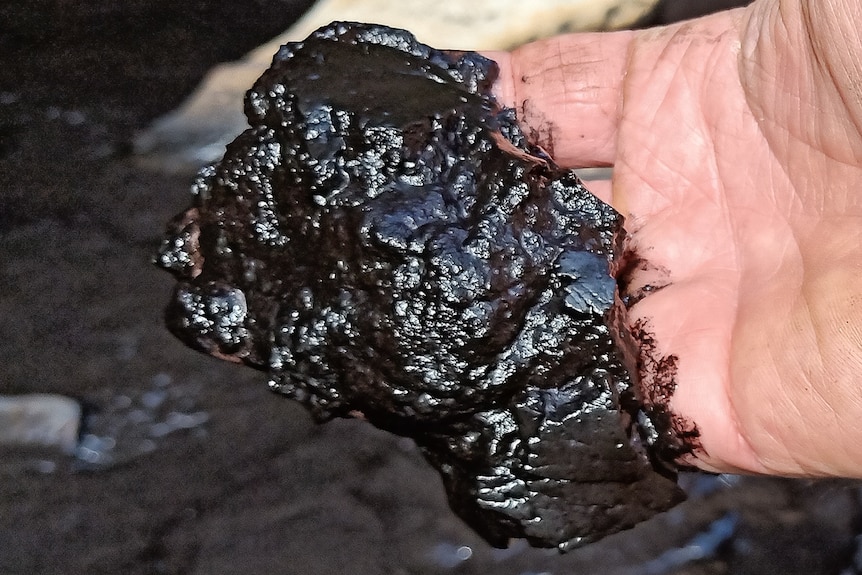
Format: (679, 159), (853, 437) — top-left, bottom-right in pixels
(4, 1), (861, 574)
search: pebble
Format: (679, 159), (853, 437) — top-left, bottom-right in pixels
(0, 393), (82, 453)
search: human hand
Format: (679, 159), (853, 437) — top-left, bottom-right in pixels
(490, 0), (862, 477)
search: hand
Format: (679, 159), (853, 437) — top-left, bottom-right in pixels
(490, 0), (862, 477)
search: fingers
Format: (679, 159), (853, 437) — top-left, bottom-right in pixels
(486, 31), (634, 169)
(579, 177), (612, 205)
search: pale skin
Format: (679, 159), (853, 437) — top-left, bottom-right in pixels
(489, 0), (862, 477)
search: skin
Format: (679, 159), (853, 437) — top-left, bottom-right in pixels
(489, 0), (862, 477)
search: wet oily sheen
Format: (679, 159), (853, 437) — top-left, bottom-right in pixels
(156, 22), (684, 550)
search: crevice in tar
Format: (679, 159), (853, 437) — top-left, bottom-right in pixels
(155, 21), (687, 551)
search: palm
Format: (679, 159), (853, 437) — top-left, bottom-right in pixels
(615, 4), (862, 476)
(499, 1), (862, 475)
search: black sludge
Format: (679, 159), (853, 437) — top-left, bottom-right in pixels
(155, 21), (685, 550)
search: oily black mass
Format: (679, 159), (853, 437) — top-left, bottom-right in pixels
(156, 22), (684, 550)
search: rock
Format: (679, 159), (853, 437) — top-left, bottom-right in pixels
(134, 0), (661, 172)
(0, 393), (82, 454)
(155, 22), (684, 550)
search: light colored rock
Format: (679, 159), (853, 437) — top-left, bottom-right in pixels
(0, 394), (82, 454)
(256, 0), (659, 52)
(134, 0), (660, 172)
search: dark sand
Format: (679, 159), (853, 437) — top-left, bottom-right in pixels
(1, 1), (859, 574)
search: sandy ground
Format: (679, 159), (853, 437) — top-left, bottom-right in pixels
(2, 1), (860, 574)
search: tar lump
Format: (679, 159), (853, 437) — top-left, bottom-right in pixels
(156, 22), (685, 550)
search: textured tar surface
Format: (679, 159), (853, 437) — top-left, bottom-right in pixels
(156, 21), (683, 549)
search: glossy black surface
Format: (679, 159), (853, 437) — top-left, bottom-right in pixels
(157, 22), (684, 549)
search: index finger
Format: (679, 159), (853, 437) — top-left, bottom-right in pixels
(486, 31), (634, 169)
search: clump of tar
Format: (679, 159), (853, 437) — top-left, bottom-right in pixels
(156, 21), (685, 550)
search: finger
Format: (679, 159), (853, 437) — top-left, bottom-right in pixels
(579, 177), (612, 205)
(486, 31), (634, 168)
